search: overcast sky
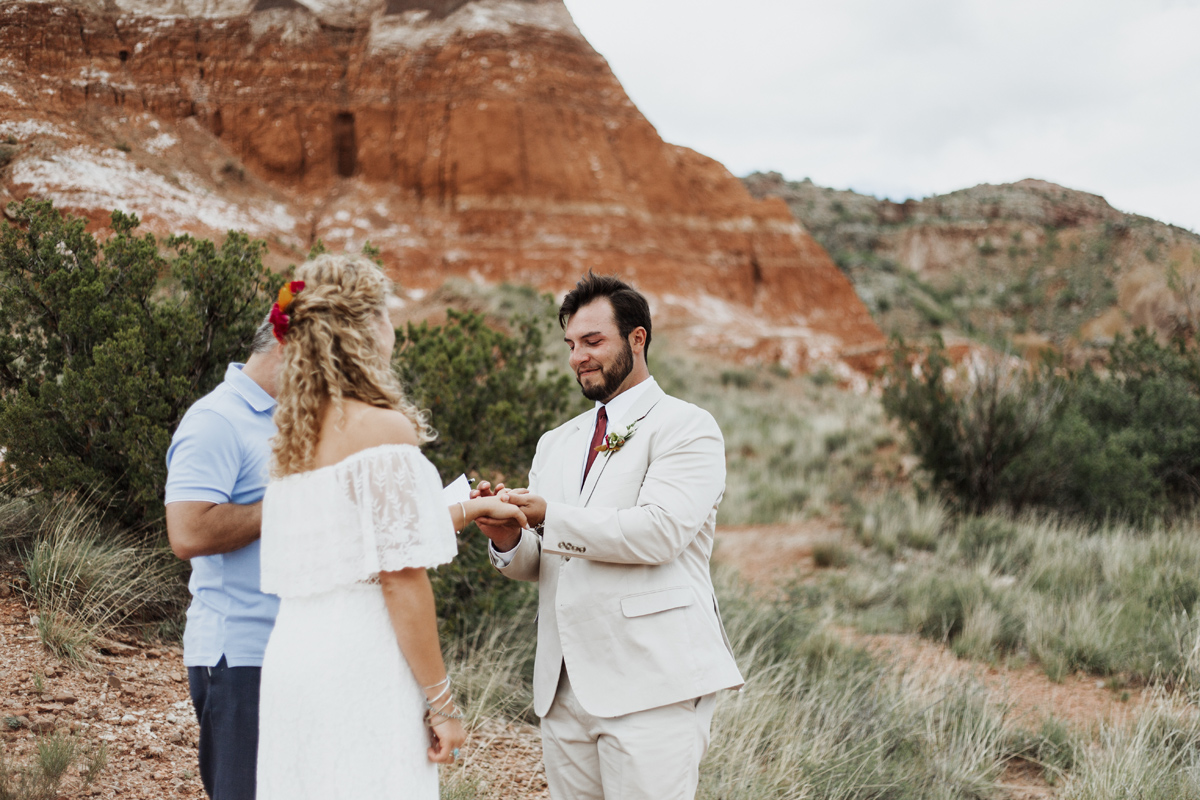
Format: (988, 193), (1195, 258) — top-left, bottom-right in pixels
(562, 0), (1200, 233)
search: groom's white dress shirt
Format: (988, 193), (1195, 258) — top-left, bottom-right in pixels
(491, 376), (744, 720)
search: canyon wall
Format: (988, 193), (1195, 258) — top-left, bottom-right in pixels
(0, 0), (885, 374)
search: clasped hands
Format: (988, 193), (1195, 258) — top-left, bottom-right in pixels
(469, 481), (546, 553)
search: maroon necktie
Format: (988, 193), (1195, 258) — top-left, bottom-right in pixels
(582, 406), (608, 486)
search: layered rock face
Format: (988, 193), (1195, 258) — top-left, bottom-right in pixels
(0, 0), (884, 374)
(747, 173), (1200, 356)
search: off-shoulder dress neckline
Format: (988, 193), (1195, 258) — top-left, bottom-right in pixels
(275, 443), (423, 483)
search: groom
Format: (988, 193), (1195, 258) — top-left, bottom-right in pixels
(477, 273), (744, 800)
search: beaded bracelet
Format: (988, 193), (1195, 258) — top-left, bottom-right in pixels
(424, 706), (465, 726)
(429, 694), (456, 715)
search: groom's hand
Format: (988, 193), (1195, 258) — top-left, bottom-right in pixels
(499, 491), (547, 528)
(468, 483), (524, 552)
(476, 517), (522, 552)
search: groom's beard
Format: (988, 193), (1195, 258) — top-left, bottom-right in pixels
(578, 340), (634, 402)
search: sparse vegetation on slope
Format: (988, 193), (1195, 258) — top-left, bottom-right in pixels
(657, 358), (899, 525)
(831, 499), (1200, 687)
(744, 172), (1200, 353)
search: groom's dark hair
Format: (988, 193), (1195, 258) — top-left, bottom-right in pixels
(558, 271), (653, 362)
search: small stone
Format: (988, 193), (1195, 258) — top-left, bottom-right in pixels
(50, 693), (76, 705)
(167, 730), (183, 744)
(34, 704), (64, 714)
(147, 746), (165, 759)
(120, 714), (137, 726)
(30, 718), (54, 733)
(0, 583), (11, 599)
(106, 675), (122, 691)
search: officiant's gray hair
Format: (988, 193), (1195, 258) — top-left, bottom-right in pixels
(249, 314), (276, 355)
(558, 271), (653, 361)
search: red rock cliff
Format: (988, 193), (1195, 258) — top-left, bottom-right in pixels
(0, 0), (884, 374)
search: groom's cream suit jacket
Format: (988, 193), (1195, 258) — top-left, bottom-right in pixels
(497, 380), (744, 718)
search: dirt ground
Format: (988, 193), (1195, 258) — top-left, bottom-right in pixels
(0, 559), (547, 799)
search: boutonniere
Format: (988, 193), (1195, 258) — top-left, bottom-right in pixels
(595, 421), (638, 455)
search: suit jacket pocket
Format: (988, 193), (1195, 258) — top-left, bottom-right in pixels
(620, 586), (694, 618)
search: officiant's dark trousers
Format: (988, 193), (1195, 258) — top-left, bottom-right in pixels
(188, 656), (261, 800)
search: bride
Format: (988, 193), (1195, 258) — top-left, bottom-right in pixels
(256, 254), (527, 798)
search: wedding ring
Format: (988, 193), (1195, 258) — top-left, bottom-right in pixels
(452, 748), (460, 761)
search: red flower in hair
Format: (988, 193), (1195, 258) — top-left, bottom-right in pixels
(270, 281), (305, 342)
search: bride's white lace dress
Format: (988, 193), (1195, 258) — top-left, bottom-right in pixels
(256, 444), (457, 799)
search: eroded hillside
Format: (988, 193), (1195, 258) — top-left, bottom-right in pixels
(745, 172), (1200, 360)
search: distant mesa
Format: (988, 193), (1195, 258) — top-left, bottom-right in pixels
(746, 172), (1200, 360)
(0, 0), (884, 376)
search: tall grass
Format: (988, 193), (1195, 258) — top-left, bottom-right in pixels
(15, 498), (184, 665)
(441, 591), (537, 726)
(1060, 690), (1200, 800)
(837, 501), (1200, 684)
(656, 359), (897, 525)
(0, 732), (106, 800)
(699, 572), (1011, 800)
(443, 568), (1018, 800)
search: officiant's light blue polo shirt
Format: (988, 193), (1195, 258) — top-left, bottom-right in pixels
(165, 363), (280, 668)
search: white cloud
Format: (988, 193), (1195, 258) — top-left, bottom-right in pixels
(563, 0), (1200, 231)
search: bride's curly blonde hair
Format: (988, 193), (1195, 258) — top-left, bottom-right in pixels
(271, 254), (432, 477)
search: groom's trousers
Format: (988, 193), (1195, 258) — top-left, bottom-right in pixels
(541, 670), (717, 800)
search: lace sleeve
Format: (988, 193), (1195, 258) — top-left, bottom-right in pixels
(260, 445), (457, 598)
(343, 446), (458, 575)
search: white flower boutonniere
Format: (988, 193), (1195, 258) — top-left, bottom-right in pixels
(595, 421), (638, 455)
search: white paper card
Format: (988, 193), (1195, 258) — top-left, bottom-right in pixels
(442, 474), (472, 505)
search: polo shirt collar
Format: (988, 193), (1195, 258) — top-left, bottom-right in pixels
(225, 363), (276, 413)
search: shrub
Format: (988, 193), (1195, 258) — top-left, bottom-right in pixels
(0, 730), (105, 800)
(0, 200), (283, 525)
(1022, 330), (1200, 520)
(394, 307), (580, 628)
(883, 331), (1200, 522)
(881, 337), (1062, 514)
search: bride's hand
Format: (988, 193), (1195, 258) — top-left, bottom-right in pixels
(427, 716), (467, 764)
(473, 496), (528, 528)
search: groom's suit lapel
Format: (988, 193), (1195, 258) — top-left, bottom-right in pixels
(579, 383), (665, 507)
